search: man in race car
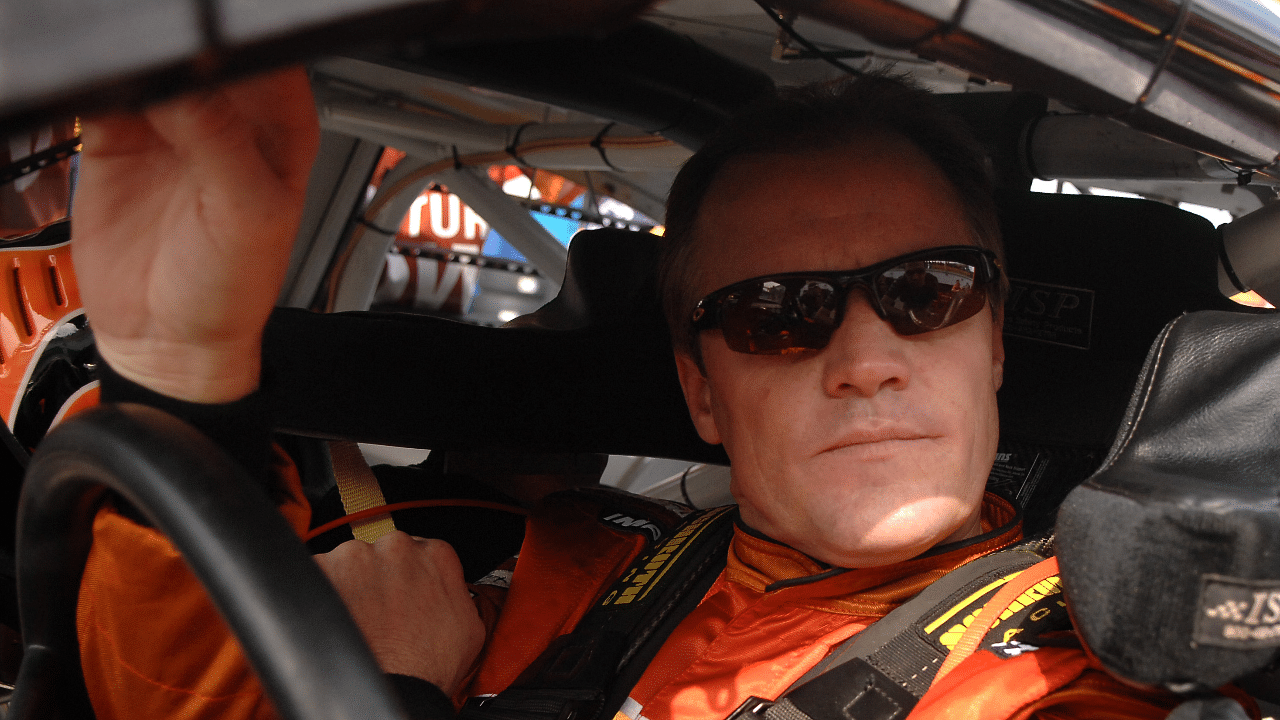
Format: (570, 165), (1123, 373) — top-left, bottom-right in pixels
(70, 67), (1215, 720)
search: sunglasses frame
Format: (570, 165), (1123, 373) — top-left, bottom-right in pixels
(689, 245), (1001, 353)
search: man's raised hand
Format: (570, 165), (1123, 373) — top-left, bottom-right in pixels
(72, 66), (320, 403)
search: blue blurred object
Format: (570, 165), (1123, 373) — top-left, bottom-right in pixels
(482, 206), (580, 261)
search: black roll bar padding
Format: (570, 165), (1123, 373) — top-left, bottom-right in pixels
(9, 403), (413, 720)
(266, 306), (730, 465)
(372, 21), (775, 150)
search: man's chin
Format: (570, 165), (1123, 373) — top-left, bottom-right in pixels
(796, 507), (981, 568)
(804, 535), (942, 568)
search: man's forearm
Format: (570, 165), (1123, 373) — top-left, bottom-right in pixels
(95, 355), (278, 494)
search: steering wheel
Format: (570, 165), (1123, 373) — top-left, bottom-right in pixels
(7, 403), (414, 720)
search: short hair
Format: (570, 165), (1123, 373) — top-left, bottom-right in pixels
(657, 72), (1008, 360)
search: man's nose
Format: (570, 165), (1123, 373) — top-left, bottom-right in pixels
(819, 291), (911, 398)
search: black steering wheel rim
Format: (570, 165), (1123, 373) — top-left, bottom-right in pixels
(8, 402), (412, 720)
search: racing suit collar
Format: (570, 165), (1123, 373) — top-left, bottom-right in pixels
(726, 492), (1022, 616)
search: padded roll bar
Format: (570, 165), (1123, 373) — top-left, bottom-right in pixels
(9, 403), (411, 720)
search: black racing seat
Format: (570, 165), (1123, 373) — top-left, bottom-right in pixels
(266, 191), (1256, 535)
(994, 191), (1255, 532)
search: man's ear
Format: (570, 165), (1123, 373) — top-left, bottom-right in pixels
(673, 350), (722, 446)
(990, 305), (1005, 391)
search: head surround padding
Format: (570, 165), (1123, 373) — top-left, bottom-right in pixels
(1057, 310), (1280, 690)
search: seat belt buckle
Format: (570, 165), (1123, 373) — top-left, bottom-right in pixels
(726, 696), (774, 720)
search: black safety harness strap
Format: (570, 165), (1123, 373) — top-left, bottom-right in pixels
(726, 539), (1057, 720)
(461, 505), (738, 720)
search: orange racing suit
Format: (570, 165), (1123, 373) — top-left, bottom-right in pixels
(76, 462), (1233, 720)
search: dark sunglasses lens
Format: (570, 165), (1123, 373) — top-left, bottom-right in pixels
(719, 279), (839, 354)
(875, 260), (987, 335)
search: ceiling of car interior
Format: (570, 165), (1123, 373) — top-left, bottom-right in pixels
(5, 0), (1280, 300)
(4, 0), (1278, 181)
(302, 0), (1280, 208)
(259, 0), (1280, 312)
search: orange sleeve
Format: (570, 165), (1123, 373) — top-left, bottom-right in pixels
(1017, 669), (1181, 720)
(1022, 671), (1262, 720)
(913, 645), (1190, 720)
(76, 447), (311, 720)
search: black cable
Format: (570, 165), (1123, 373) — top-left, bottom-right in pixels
(680, 467), (697, 509)
(355, 216), (399, 236)
(1133, 0), (1195, 110)
(505, 122), (536, 168)
(590, 122), (622, 172)
(751, 0), (864, 76)
(1219, 231), (1250, 295)
(584, 170), (600, 221)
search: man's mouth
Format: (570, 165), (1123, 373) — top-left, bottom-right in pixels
(821, 426), (937, 454)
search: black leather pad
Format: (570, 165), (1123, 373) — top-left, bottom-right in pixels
(1057, 310), (1280, 689)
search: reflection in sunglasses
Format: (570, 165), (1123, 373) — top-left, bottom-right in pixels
(691, 246), (999, 354)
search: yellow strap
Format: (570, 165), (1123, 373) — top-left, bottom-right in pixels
(933, 556), (1062, 682)
(329, 440), (396, 543)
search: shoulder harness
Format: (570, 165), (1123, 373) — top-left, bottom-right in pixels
(461, 504), (1068, 720)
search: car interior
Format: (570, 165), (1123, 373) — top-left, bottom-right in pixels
(0, 0), (1279, 717)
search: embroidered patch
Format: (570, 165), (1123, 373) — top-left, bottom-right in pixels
(923, 573), (1019, 651)
(989, 640), (1040, 658)
(1195, 575), (1280, 648)
(923, 572), (1070, 656)
(600, 512), (663, 541)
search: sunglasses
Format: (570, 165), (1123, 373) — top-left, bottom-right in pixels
(690, 246), (1000, 355)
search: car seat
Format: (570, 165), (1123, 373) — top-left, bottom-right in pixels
(995, 191), (1252, 533)
(1057, 309), (1280, 697)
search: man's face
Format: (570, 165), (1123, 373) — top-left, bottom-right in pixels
(673, 133), (1004, 568)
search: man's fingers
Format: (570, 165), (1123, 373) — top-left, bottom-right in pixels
(144, 88), (292, 218)
(140, 67), (317, 222)
(81, 66), (317, 195)
(314, 533), (485, 690)
(316, 532), (474, 610)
